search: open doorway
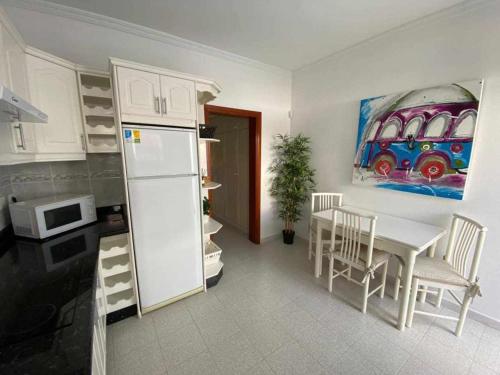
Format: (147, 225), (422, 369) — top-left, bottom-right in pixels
(204, 105), (261, 244)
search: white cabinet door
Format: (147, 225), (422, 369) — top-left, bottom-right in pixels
(3, 27), (29, 101)
(116, 66), (162, 121)
(0, 22), (36, 158)
(27, 54), (85, 154)
(0, 23), (9, 88)
(160, 76), (196, 121)
(10, 123), (36, 154)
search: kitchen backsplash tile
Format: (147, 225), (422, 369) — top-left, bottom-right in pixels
(90, 178), (125, 207)
(53, 179), (92, 196)
(50, 160), (89, 181)
(0, 167), (12, 230)
(0, 154), (125, 211)
(87, 153), (122, 178)
(12, 181), (55, 201)
(0, 166), (10, 188)
(10, 162), (52, 183)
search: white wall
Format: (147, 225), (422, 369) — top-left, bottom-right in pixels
(292, 1), (500, 321)
(3, 3), (291, 240)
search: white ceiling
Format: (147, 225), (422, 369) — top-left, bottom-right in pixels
(40, 0), (466, 70)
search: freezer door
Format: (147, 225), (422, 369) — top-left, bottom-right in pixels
(123, 126), (198, 178)
(128, 175), (203, 309)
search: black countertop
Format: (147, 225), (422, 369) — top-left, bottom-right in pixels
(0, 214), (128, 375)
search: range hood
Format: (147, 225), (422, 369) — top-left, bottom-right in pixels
(0, 85), (48, 123)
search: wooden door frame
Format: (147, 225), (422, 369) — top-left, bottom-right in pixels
(204, 104), (261, 244)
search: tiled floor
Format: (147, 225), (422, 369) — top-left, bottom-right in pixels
(106, 226), (499, 375)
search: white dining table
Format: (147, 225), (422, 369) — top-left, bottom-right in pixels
(312, 205), (447, 331)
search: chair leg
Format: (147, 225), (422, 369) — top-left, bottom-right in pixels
(436, 288), (444, 308)
(407, 277), (419, 328)
(394, 263), (402, 301)
(362, 277), (370, 314)
(328, 256), (335, 293)
(379, 262), (388, 298)
(456, 294), (472, 337)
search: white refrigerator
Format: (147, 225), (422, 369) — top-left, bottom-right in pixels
(123, 124), (203, 311)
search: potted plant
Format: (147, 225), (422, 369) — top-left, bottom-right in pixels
(203, 196), (211, 224)
(269, 134), (315, 244)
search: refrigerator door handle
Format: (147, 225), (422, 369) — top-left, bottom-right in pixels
(128, 173), (198, 181)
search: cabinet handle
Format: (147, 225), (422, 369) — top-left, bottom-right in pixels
(161, 97), (167, 115)
(14, 124), (26, 150)
(154, 96), (160, 113)
(81, 135), (86, 151)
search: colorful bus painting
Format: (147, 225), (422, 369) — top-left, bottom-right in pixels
(353, 81), (482, 200)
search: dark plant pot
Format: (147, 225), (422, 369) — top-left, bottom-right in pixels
(282, 230), (295, 245)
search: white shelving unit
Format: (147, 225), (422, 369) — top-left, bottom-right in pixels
(98, 233), (137, 315)
(77, 71), (120, 153)
(199, 131), (224, 286)
(202, 181), (222, 190)
(199, 138), (220, 144)
(204, 217), (223, 235)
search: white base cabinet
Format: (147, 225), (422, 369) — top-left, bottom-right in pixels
(92, 264), (107, 375)
(98, 233), (138, 314)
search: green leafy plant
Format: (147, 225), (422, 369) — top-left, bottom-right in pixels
(269, 134), (316, 232)
(203, 196), (210, 216)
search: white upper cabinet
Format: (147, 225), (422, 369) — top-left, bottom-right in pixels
(3, 29), (29, 101)
(116, 66), (162, 121)
(160, 76), (196, 121)
(26, 52), (85, 157)
(0, 23), (10, 88)
(114, 62), (205, 128)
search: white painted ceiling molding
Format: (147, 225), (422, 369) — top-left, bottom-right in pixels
(1, 0), (290, 75)
(295, 0), (492, 73)
(1, 0), (491, 72)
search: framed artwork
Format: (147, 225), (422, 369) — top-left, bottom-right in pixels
(353, 80), (483, 200)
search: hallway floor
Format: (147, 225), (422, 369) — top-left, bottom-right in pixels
(106, 226), (499, 375)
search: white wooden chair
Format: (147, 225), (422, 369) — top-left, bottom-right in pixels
(308, 193), (343, 261)
(406, 214), (487, 336)
(326, 207), (390, 313)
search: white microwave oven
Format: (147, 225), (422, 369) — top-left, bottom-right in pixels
(9, 194), (97, 239)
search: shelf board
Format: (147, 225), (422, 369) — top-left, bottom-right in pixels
(87, 130), (116, 137)
(83, 94), (113, 101)
(104, 275), (133, 296)
(204, 217), (223, 235)
(100, 245), (129, 259)
(106, 289), (136, 313)
(102, 262), (131, 278)
(202, 181), (221, 190)
(199, 138), (220, 143)
(86, 114), (115, 121)
(205, 240), (222, 256)
(205, 260), (223, 279)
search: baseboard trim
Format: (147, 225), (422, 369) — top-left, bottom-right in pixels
(260, 233), (281, 244)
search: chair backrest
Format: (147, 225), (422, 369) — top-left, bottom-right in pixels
(444, 214), (487, 282)
(311, 193), (343, 215)
(331, 207), (377, 267)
